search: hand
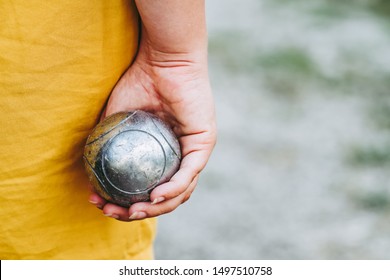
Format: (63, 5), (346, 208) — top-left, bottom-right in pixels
(88, 33), (216, 221)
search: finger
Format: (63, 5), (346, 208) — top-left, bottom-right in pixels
(149, 129), (216, 202)
(181, 175), (198, 204)
(129, 175), (199, 220)
(102, 203), (132, 222)
(149, 150), (208, 203)
(88, 191), (132, 222)
(90, 175), (197, 222)
(88, 192), (107, 209)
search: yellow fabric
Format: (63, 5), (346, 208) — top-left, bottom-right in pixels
(0, 0), (157, 259)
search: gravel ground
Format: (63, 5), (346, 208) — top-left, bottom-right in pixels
(154, 0), (390, 259)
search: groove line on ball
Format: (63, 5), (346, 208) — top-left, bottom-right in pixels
(151, 118), (180, 159)
(85, 111), (137, 145)
(83, 156), (111, 194)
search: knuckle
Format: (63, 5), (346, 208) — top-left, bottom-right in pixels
(182, 193), (191, 204)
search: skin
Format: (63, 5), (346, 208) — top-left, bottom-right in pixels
(88, 0), (217, 221)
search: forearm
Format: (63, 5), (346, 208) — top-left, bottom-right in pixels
(135, 0), (207, 57)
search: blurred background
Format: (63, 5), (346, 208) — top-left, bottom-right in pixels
(155, 0), (390, 259)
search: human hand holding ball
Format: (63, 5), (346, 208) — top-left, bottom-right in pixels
(86, 0), (216, 221)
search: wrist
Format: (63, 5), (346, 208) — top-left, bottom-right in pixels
(137, 29), (208, 71)
(134, 0), (208, 62)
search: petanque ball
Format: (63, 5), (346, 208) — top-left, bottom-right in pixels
(83, 110), (181, 207)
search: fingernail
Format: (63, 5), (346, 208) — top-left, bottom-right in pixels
(104, 213), (119, 219)
(89, 199), (98, 205)
(129, 212), (147, 220)
(151, 197), (165, 205)
(89, 200), (103, 209)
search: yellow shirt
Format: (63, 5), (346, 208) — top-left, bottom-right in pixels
(0, 0), (156, 259)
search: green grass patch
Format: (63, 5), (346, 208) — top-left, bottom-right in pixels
(256, 48), (317, 76)
(347, 144), (390, 167)
(352, 190), (390, 211)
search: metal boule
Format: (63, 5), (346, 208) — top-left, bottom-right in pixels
(83, 110), (181, 207)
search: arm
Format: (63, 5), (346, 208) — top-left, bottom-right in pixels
(89, 0), (217, 221)
(135, 0), (208, 54)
